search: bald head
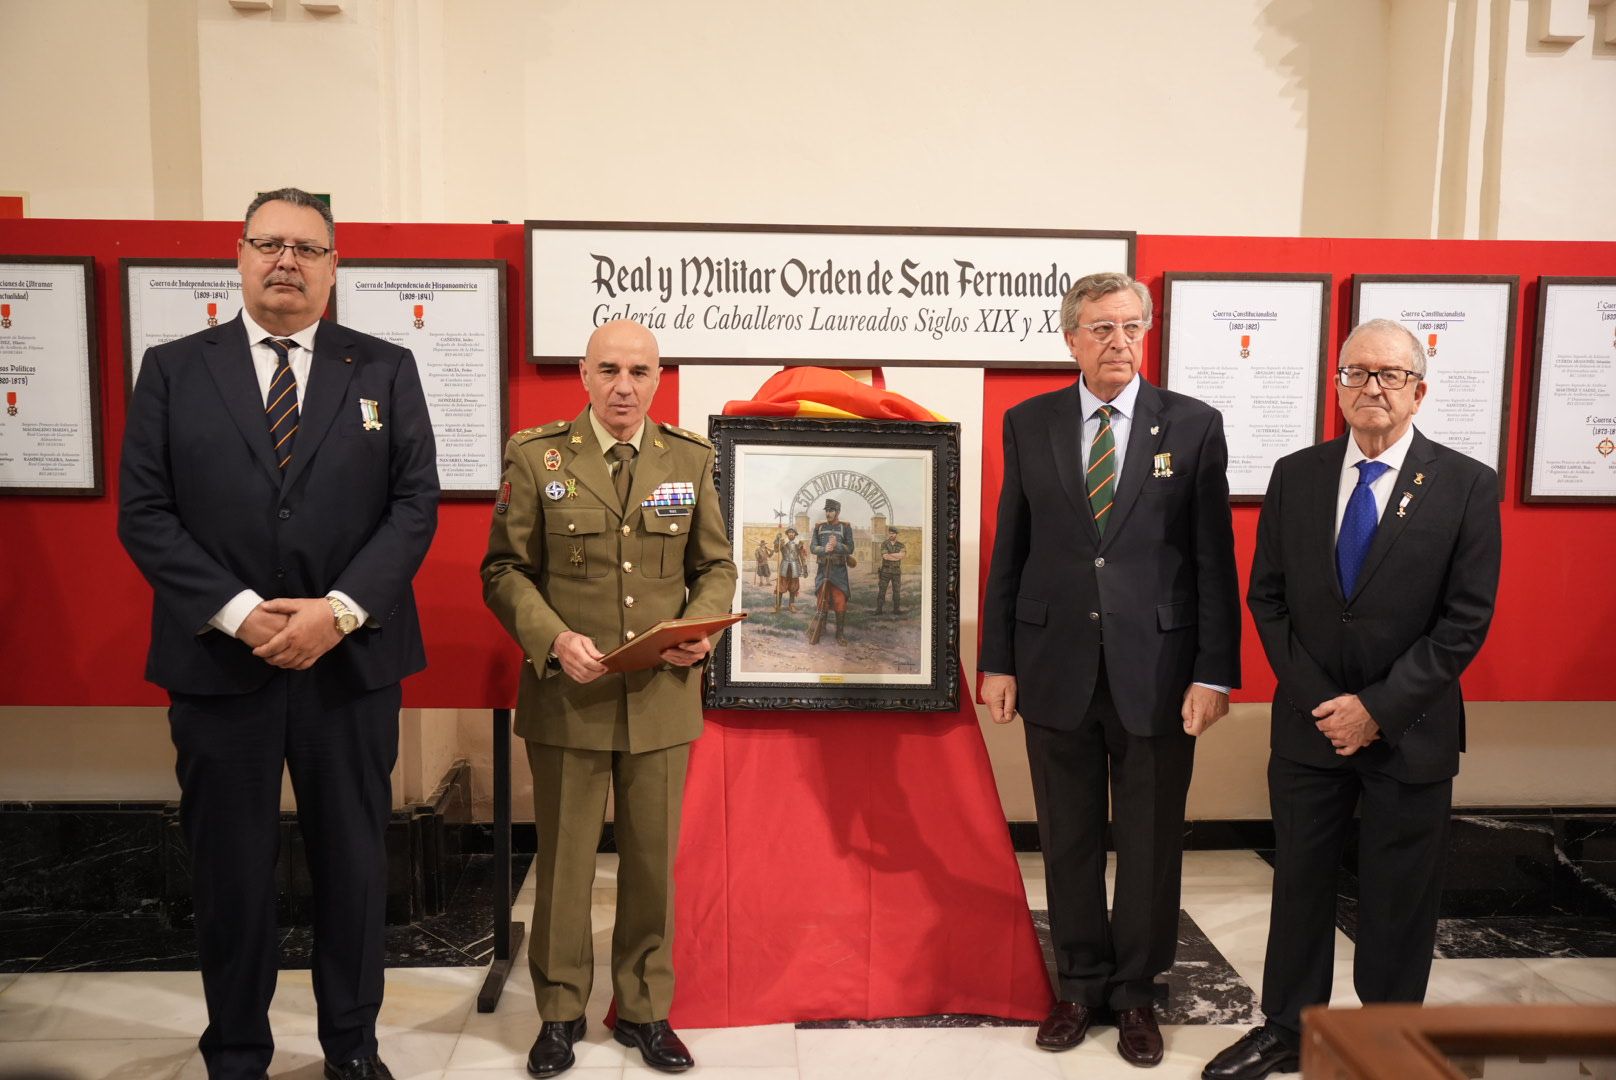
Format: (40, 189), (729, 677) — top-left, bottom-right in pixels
(580, 319), (662, 442)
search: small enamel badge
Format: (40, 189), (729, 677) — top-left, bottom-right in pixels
(359, 398), (383, 430)
(543, 448), (561, 471)
(1396, 491), (1413, 518)
(1152, 452), (1174, 478)
(1150, 425), (1161, 436)
(1414, 472), (1425, 485)
(494, 480), (511, 515)
(564, 478), (578, 499)
(544, 480), (566, 501)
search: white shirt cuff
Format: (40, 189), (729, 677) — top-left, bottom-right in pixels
(1193, 682), (1231, 695)
(208, 590), (265, 638)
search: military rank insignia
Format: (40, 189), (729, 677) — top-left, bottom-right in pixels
(642, 481), (696, 516)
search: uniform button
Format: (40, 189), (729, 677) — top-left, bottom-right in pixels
(670, 523), (680, 533)
(625, 630), (636, 641)
(1340, 611), (1353, 623)
(524, 657), (533, 665)
(622, 561), (634, 572)
(624, 596), (635, 608)
(1093, 557), (1105, 568)
(1089, 611), (1100, 621)
(621, 525), (631, 536)
(567, 522), (576, 532)
(278, 508), (291, 520)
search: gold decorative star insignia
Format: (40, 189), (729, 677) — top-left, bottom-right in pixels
(653, 438), (665, 449)
(570, 434), (584, 444)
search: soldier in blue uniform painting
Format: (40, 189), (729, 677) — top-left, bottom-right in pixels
(809, 498), (856, 645)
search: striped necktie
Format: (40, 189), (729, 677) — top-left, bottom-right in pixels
(265, 337), (300, 470)
(1087, 404), (1117, 535)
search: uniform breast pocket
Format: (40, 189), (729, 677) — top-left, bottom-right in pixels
(640, 513), (691, 579)
(546, 508), (609, 579)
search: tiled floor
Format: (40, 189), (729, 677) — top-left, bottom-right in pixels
(1, 850), (1612, 1079)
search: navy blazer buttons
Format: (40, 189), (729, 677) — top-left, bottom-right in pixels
(278, 508), (291, 520)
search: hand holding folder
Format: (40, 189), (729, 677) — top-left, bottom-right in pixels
(598, 612), (748, 673)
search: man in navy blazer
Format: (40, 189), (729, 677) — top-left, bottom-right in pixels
(1203, 319), (1501, 1080)
(981, 272), (1241, 1067)
(119, 188), (438, 1080)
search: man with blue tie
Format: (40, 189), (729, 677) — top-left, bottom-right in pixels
(1203, 319), (1502, 1080)
(119, 188), (439, 1080)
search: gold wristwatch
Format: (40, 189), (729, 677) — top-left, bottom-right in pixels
(327, 596), (360, 636)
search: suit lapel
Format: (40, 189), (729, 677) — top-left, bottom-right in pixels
(1348, 429), (1437, 601)
(564, 412), (619, 512)
(280, 321), (356, 494)
(1100, 379), (1161, 548)
(624, 424), (674, 528)
(1309, 438), (1349, 604)
(1047, 383), (1100, 545)
(204, 315), (281, 487)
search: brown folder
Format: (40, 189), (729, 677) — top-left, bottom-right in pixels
(597, 612), (749, 673)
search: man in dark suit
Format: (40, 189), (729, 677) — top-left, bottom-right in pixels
(1203, 319), (1501, 1080)
(981, 271), (1240, 1068)
(119, 187), (439, 1080)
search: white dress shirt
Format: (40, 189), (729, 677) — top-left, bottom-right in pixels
(208, 312), (368, 638)
(1335, 424), (1416, 540)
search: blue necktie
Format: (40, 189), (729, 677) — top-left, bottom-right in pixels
(1337, 459), (1390, 596)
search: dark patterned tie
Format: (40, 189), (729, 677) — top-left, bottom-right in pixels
(611, 441), (637, 509)
(1087, 404), (1117, 536)
(1337, 459), (1391, 596)
(265, 338), (300, 470)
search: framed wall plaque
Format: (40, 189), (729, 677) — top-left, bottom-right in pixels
(707, 416), (960, 711)
(1352, 274), (1517, 481)
(0, 255), (103, 495)
(122, 259), (242, 393)
(1523, 277), (1616, 504)
(1160, 272), (1332, 502)
(333, 260), (509, 497)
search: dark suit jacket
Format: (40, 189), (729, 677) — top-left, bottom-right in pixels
(981, 378), (1241, 735)
(1247, 429), (1500, 782)
(118, 313), (439, 697)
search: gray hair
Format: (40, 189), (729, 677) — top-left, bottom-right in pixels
(243, 187), (335, 245)
(1060, 272), (1153, 333)
(1342, 318), (1426, 378)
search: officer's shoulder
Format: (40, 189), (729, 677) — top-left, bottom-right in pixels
(509, 419), (573, 446)
(660, 423), (713, 449)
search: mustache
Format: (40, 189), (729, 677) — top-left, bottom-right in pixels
(264, 272), (305, 291)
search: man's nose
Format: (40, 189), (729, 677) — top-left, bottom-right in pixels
(274, 245), (300, 270)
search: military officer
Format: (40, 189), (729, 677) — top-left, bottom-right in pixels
(809, 499), (856, 645)
(875, 528), (906, 615)
(481, 320), (736, 1077)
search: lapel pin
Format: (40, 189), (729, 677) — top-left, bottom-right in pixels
(653, 438), (666, 450)
(343, 356), (353, 365)
(564, 478), (578, 499)
(1152, 451), (1173, 478)
(1396, 491), (1413, 518)
(543, 448), (561, 471)
(1150, 425), (1160, 436)
(1414, 472), (1425, 485)
(570, 434), (584, 444)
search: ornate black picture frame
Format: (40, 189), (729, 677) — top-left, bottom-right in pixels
(706, 415), (961, 711)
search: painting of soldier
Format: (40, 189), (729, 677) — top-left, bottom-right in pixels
(808, 498), (857, 646)
(875, 528), (906, 615)
(753, 537), (773, 586)
(773, 527), (807, 612)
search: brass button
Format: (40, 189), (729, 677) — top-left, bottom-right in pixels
(624, 595), (635, 607)
(621, 524), (631, 536)
(669, 523), (680, 533)
(625, 630), (636, 641)
(622, 561), (634, 572)
(567, 522), (576, 532)
(1089, 611), (1100, 621)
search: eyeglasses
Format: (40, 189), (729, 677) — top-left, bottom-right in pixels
(1076, 320), (1148, 342)
(1337, 366), (1421, 390)
(243, 237), (333, 263)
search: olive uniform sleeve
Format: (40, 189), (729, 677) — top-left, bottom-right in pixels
(481, 436), (570, 665)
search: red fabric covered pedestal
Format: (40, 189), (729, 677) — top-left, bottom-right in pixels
(664, 674), (1053, 1027)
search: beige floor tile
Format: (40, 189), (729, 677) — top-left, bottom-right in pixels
(0, 1037), (199, 1080)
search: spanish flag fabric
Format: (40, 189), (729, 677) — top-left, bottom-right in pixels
(722, 366), (946, 421)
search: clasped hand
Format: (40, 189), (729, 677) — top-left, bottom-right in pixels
(240, 598), (342, 670)
(1312, 693), (1381, 755)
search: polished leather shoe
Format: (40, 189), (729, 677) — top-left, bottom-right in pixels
(322, 1058), (394, 1080)
(1115, 1004), (1164, 1067)
(1202, 1025), (1300, 1079)
(612, 1018), (694, 1072)
(527, 1016), (587, 1077)
(1035, 1000), (1095, 1051)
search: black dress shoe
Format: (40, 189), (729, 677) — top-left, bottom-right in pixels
(1203, 1025), (1300, 1080)
(1116, 1004), (1164, 1067)
(1035, 1000), (1095, 1051)
(527, 1016), (587, 1077)
(322, 1057), (394, 1080)
(612, 1018), (694, 1073)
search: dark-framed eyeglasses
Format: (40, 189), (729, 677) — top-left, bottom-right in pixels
(243, 236), (333, 263)
(1076, 320), (1149, 343)
(1337, 366), (1421, 390)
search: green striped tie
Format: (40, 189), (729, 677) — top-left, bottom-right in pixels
(1087, 404), (1116, 535)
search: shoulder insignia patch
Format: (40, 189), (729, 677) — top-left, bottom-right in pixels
(663, 424), (713, 448)
(511, 421), (570, 445)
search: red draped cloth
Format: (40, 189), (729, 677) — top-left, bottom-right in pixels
(664, 680), (1053, 1026)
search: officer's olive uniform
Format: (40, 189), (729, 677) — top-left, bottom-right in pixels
(481, 409), (736, 1023)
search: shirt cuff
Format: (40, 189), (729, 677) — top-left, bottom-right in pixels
(208, 590), (265, 638)
(1193, 682), (1231, 695)
(327, 590), (372, 628)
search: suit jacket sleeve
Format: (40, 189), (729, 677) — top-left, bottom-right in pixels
(1246, 457), (1344, 711)
(118, 348), (251, 632)
(329, 349), (440, 620)
(1357, 464), (1501, 745)
(1192, 409), (1242, 688)
(481, 438), (569, 663)
(979, 410), (1029, 677)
